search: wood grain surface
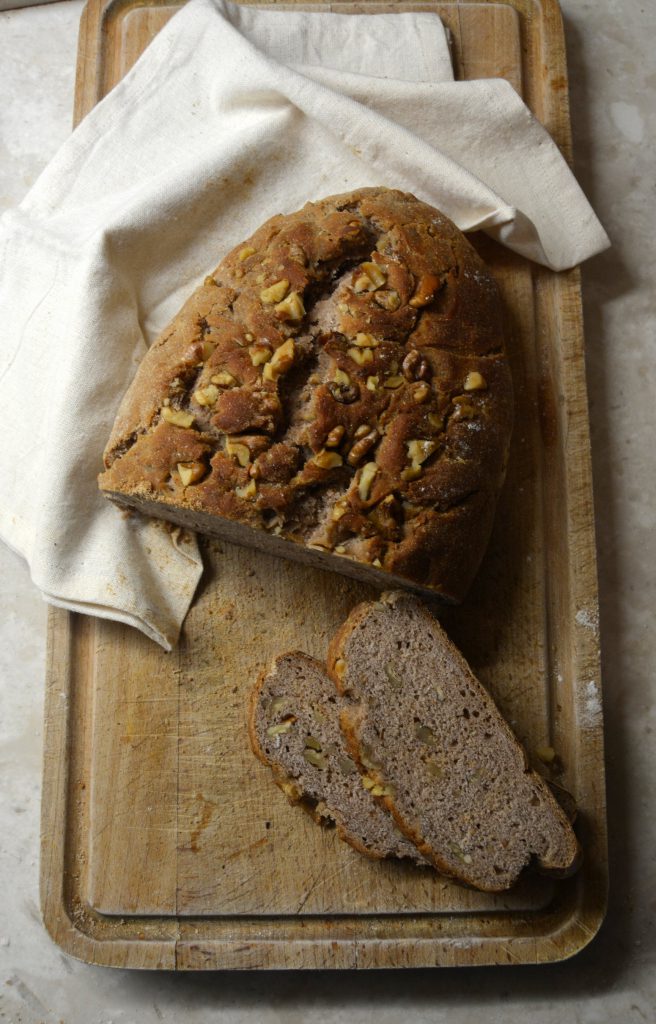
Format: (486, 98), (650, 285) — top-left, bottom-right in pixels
(40, 0), (608, 969)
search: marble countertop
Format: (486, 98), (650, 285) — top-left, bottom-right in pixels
(0, 0), (654, 1020)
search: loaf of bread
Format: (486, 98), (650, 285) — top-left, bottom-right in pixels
(327, 592), (581, 891)
(249, 651), (426, 863)
(99, 187), (513, 601)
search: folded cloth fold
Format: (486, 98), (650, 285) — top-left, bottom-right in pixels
(0, 0), (609, 649)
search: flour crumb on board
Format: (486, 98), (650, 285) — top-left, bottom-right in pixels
(575, 606), (599, 636)
(579, 680), (602, 729)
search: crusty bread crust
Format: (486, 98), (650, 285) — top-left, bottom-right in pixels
(328, 592), (582, 892)
(99, 187), (512, 602)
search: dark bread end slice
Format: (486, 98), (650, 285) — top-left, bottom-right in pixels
(327, 591), (582, 891)
(248, 651), (425, 863)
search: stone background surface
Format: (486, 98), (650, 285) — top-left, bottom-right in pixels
(0, 1), (654, 1020)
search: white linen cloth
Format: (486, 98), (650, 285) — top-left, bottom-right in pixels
(0, 0), (609, 649)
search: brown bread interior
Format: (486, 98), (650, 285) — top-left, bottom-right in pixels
(249, 651), (426, 863)
(328, 591), (581, 891)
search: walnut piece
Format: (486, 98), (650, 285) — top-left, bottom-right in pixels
(266, 715), (296, 737)
(249, 342), (272, 366)
(407, 438), (439, 468)
(348, 346), (374, 366)
(402, 349), (431, 381)
(464, 371), (487, 391)
(409, 272), (441, 308)
(161, 406), (194, 428)
(325, 424), (346, 448)
(333, 658), (346, 680)
(303, 748), (328, 769)
(260, 279), (289, 304)
(373, 289), (401, 311)
(328, 377), (359, 404)
(177, 461), (206, 486)
(236, 479), (257, 499)
(263, 339), (296, 381)
(193, 385), (219, 407)
(353, 332), (379, 348)
(312, 449), (343, 470)
(210, 371), (237, 388)
(347, 431), (377, 466)
(353, 261), (386, 292)
(274, 291), (305, 322)
(358, 461), (378, 501)
(225, 440), (251, 467)
(331, 499), (349, 521)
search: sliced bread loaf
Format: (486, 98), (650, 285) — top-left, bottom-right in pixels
(327, 591), (581, 891)
(249, 651), (425, 863)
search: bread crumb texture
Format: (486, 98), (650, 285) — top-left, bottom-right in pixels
(248, 651), (426, 863)
(328, 592), (581, 891)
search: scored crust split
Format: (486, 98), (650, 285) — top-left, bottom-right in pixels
(327, 592), (581, 892)
(99, 187), (513, 602)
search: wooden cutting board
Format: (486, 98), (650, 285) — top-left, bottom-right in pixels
(40, 0), (608, 969)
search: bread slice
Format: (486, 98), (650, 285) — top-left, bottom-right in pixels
(327, 591), (581, 891)
(249, 651), (425, 863)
